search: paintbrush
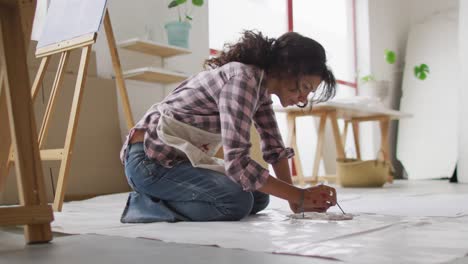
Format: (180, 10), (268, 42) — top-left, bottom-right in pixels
(336, 201), (346, 215)
(315, 182), (345, 215)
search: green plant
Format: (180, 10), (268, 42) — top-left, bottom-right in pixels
(360, 75), (376, 83)
(414, 64), (430, 80)
(168, 0), (204, 23)
(384, 49), (396, 64)
(360, 49), (396, 84)
(360, 49), (430, 84)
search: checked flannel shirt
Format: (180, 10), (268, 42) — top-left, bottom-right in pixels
(120, 62), (294, 191)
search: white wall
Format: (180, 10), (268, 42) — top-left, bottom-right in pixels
(365, 0), (458, 101)
(355, 0), (411, 178)
(357, 0), (459, 178)
(94, 0), (209, 140)
(408, 0), (459, 25)
(459, 0), (468, 183)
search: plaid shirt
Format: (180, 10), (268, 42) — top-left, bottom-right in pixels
(120, 62), (294, 191)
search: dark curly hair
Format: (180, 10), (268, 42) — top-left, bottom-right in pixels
(204, 30), (336, 107)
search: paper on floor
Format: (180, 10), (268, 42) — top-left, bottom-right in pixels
(51, 180), (468, 263)
(289, 212), (354, 220)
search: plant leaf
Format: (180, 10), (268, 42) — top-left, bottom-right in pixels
(176, 0), (187, 4)
(360, 75), (375, 83)
(186, 15), (192, 20)
(420, 63), (430, 73)
(385, 49), (396, 64)
(414, 64), (430, 80)
(192, 0), (204, 6)
(168, 0), (179, 8)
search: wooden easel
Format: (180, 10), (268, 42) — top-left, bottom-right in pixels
(4, 7), (135, 212)
(0, 0), (53, 244)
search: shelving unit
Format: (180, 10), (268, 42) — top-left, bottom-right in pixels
(118, 38), (191, 84)
(123, 67), (188, 84)
(118, 38), (191, 57)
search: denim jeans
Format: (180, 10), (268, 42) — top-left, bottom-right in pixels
(122, 142), (269, 222)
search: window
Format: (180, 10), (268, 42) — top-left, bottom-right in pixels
(209, 0), (358, 176)
(293, 0), (355, 85)
(209, 0), (287, 51)
(293, 0), (356, 98)
(209, 0), (356, 94)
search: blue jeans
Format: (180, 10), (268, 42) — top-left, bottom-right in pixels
(122, 142), (269, 222)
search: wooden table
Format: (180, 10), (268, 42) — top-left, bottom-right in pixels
(275, 100), (412, 186)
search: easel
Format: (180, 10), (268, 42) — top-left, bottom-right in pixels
(0, 0), (53, 244)
(3, 3), (135, 212)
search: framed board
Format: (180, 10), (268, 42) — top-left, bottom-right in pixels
(36, 0), (107, 56)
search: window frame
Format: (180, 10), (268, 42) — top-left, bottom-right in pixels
(209, 0), (357, 90)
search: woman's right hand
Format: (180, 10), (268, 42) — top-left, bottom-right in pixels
(293, 184), (337, 213)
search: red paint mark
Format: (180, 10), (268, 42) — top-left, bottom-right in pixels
(210, 48), (220, 56)
(200, 144), (210, 152)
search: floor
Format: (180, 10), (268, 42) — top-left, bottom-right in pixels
(1, 179), (468, 264)
(1, 229), (332, 264)
(2, 229), (467, 264)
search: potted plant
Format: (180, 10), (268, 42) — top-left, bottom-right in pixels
(165, 0), (204, 48)
(358, 49), (396, 101)
(359, 49), (430, 101)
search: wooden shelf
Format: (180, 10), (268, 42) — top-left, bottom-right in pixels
(123, 67), (189, 84)
(118, 38), (191, 58)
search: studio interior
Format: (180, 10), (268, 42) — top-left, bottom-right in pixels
(1, 0), (467, 263)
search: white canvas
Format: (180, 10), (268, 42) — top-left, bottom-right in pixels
(459, 1), (468, 183)
(37, 0), (107, 49)
(397, 12), (460, 179)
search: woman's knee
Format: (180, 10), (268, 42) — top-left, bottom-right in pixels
(218, 189), (254, 221)
(250, 191), (270, 214)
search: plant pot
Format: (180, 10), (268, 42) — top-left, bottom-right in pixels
(358, 80), (389, 101)
(164, 21), (191, 49)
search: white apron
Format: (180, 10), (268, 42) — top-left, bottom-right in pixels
(156, 70), (264, 175)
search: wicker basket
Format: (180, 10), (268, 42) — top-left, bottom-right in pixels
(336, 158), (390, 188)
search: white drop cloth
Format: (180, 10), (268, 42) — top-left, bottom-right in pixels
(51, 180), (468, 263)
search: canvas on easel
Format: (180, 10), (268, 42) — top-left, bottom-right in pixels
(3, 0), (135, 212)
(0, 0), (53, 244)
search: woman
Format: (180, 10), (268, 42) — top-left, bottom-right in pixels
(120, 30), (337, 223)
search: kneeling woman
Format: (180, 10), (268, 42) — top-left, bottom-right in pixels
(120, 30), (338, 222)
